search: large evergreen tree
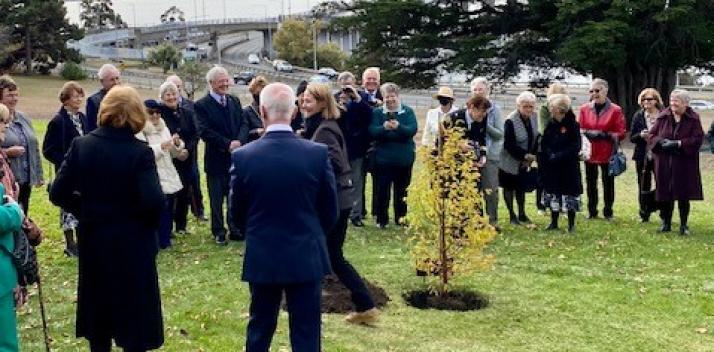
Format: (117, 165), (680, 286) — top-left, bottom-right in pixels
(0, 0), (84, 74)
(340, 0), (714, 117)
(80, 0), (126, 30)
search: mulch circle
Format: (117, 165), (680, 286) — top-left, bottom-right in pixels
(279, 275), (390, 313)
(402, 289), (489, 311)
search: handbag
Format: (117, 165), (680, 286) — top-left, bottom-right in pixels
(1, 228), (40, 286)
(639, 156), (660, 214)
(608, 141), (627, 177)
(519, 166), (539, 193)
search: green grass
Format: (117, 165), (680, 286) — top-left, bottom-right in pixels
(9, 75), (714, 351)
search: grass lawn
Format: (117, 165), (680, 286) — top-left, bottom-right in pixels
(10, 75), (714, 351)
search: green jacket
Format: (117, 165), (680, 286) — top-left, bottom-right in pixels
(0, 185), (24, 296)
(369, 104), (418, 167)
(538, 103), (551, 135)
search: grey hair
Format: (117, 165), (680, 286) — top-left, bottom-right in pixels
(205, 66), (229, 85)
(362, 67), (380, 80)
(547, 93), (572, 114)
(166, 74), (183, 87)
(260, 83), (296, 122)
(516, 91), (537, 105)
(159, 81), (179, 100)
(670, 89), (691, 104)
(338, 71), (355, 83)
(470, 77), (491, 97)
(591, 78), (609, 91)
(98, 64), (119, 80)
(379, 82), (400, 97)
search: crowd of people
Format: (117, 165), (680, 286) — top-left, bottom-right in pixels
(0, 61), (708, 351)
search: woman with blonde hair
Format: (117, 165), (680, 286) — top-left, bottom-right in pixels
(301, 83), (379, 324)
(630, 88), (663, 222)
(50, 86), (165, 352)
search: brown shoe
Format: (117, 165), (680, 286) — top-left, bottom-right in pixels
(345, 308), (380, 324)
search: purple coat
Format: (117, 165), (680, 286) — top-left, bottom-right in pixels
(648, 106), (704, 202)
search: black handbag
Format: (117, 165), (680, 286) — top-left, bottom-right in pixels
(608, 141), (627, 177)
(1, 228), (40, 286)
(639, 157), (660, 214)
(519, 166), (538, 193)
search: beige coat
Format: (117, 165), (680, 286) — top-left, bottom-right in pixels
(136, 118), (184, 194)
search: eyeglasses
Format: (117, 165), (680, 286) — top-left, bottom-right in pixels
(642, 97), (656, 101)
(589, 89), (601, 93)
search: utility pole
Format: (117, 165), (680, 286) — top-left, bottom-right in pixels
(313, 19), (317, 70)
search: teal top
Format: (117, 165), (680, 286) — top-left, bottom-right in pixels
(369, 104), (418, 167)
(0, 184), (24, 296)
(538, 103), (551, 135)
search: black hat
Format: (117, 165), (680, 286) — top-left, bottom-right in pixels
(144, 99), (161, 110)
(296, 80), (309, 96)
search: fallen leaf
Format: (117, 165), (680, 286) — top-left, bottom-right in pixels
(696, 327), (708, 334)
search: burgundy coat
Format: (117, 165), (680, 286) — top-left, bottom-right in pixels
(648, 107), (704, 202)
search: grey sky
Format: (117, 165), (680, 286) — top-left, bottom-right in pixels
(65, 0), (317, 27)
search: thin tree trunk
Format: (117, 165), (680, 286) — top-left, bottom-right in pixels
(24, 27), (31, 75)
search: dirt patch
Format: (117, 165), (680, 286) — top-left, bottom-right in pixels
(321, 275), (390, 313)
(279, 275), (390, 313)
(403, 289), (489, 311)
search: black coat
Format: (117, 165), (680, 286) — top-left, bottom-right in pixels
(242, 104), (264, 143)
(42, 107), (90, 171)
(194, 93), (248, 175)
(85, 89), (107, 132)
(49, 126), (165, 350)
(538, 114), (583, 196)
(336, 92), (373, 160)
(160, 104), (199, 172)
(630, 109), (658, 162)
(307, 114), (354, 210)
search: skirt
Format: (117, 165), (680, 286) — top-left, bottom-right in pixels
(542, 192), (581, 212)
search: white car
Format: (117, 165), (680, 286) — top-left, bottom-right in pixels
(689, 100), (714, 111)
(318, 67), (338, 79)
(275, 61), (293, 73)
(247, 54), (260, 65)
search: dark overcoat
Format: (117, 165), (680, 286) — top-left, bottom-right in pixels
(42, 106), (90, 171)
(194, 94), (248, 175)
(648, 106), (704, 202)
(537, 114), (583, 196)
(49, 126), (165, 350)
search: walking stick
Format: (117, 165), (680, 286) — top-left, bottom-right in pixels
(36, 273), (52, 352)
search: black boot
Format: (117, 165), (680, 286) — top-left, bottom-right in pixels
(64, 230), (78, 257)
(659, 221), (672, 233)
(567, 211), (576, 233)
(546, 211), (559, 230)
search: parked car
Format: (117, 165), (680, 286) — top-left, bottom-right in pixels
(309, 74), (331, 84)
(689, 100), (714, 111)
(318, 67), (338, 79)
(247, 53), (260, 65)
(275, 61), (294, 73)
(233, 71), (255, 85)
(272, 59), (286, 69)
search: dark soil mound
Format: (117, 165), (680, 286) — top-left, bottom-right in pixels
(279, 275), (390, 313)
(403, 289), (489, 311)
(321, 275), (390, 313)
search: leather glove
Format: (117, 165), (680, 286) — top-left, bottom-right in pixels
(660, 139), (680, 150)
(583, 130), (599, 139)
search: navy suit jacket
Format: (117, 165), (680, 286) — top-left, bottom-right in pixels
(230, 130), (339, 283)
(195, 93), (248, 175)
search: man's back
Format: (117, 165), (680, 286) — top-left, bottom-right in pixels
(231, 130), (338, 284)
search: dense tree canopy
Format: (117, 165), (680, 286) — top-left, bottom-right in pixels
(80, 0), (126, 30)
(339, 0), (714, 117)
(0, 0), (83, 74)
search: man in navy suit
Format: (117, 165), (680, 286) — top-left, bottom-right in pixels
(230, 83), (338, 352)
(195, 66), (249, 245)
(86, 63), (121, 132)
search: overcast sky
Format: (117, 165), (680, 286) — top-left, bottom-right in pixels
(65, 0), (317, 27)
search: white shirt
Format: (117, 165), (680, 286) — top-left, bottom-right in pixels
(422, 105), (458, 147)
(266, 123), (292, 133)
